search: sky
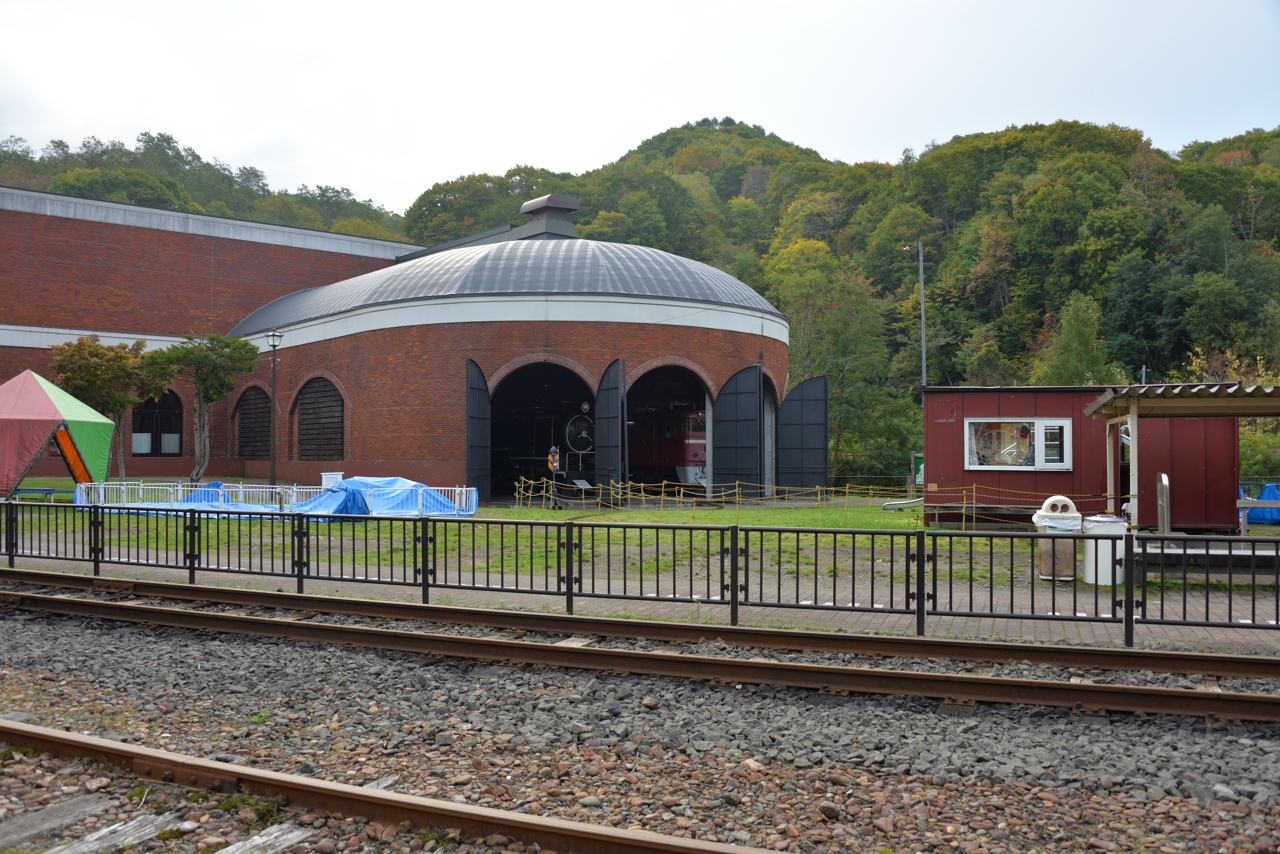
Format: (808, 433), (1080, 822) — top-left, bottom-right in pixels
(2, 0), (1278, 214)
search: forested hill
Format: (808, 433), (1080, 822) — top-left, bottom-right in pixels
(5, 120), (1280, 477)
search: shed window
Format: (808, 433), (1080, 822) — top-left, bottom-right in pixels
(236, 387), (271, 461)
(965, 419), (1072, 471)
(297, 378), (344, 461)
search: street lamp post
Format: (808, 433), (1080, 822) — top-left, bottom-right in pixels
(266, 329), (283, 486)
(903, 242), (926, 387)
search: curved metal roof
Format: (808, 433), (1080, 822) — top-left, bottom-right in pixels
(230, 239), (781, 336)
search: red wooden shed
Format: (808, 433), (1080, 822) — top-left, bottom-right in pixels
(921, 386), (1239, 530)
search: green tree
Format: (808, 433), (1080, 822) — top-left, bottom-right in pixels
(1029, 293), (1126, 385)
(48, 167), (198, 211)
(49, 336), (175, 478)
(154, 335), (260, 481)
(252, 195), (326, 230)
(330, 217), (413, 243)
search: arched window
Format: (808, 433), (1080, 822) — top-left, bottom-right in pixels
(131, 390), (183, 457)
(296, 378), (344, 461)
(236, 387), (271, 461)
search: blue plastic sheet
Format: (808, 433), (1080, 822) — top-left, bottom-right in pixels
(293, 476), (461, 516)
(1248, 483), (1280, 524)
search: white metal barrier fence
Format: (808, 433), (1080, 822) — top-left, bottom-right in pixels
(74, 482), (477, 516)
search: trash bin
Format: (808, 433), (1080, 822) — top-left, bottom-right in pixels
(1083, 514), (1128, 586)
(1032, 496), (1081, 581)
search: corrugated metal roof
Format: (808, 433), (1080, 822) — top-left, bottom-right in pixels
(230, 239), (780, 335)
(1084, 383), (1280, 419)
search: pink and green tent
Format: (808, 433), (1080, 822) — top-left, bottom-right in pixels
(0, 370), (115, 497)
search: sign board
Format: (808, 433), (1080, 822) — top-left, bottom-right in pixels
(321, 472), (344, 489)
(912, 453), (924, 486)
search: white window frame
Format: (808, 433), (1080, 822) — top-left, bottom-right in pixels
(964, 418), (1073, 471)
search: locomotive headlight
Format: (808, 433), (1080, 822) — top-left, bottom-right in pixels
(581, 402), (590, 413)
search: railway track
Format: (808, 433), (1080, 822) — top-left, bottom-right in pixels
(0, 719), (740, 854)
(1, 568), (1278, 722)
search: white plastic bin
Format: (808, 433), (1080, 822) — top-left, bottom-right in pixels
(1031, 496), (1081, 580)
(1082, 514), (1128, 586)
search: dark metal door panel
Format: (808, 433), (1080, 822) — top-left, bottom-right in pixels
(776, 375), (828, 488)
(466, 360), (491, 503)
(595, 360), (623, 485)
(713, 365), (762, 496)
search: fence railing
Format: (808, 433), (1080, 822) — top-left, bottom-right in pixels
(73, 482), (476, 516)
(3, 502), (1275, 646)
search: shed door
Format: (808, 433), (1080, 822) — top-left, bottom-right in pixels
(776, 375), (828, 488)
(595, 359), (624, 486)
(466, 360), (491, 503)
(713, 365), (762, 496)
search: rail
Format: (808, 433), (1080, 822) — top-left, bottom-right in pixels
(2, 502), (1276, 647)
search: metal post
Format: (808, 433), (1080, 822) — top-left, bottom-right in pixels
(564, 521), (575, 615)
(729, 525), (740, 627)
(1123, 532), (1135, 648)
(1127, 400), (1139, 528)
(90, 504), (102, 577)
(420, 517), (432, 605)
(185, 510), (199, 585)
(267, 330), (282, 486)
(918, 241), (926, 388)
(292, 514), (309, 595)
(1105, 421), (1115, 515)
(5, 501), (16, 568)
(915, 529), (927, 636)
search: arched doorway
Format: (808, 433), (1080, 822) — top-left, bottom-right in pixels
(489, 363), (595, 495)
(131, 390), (183, 457)
(295, 377), (344, 461)
(626, 366), (708, 485)
(235, 387), (271, 460)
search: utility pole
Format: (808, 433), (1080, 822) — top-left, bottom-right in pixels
(917, 241), (926, 389)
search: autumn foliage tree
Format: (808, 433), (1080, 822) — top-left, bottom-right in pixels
(49, 336), (175, 478)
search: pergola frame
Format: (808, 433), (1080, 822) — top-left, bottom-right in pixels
(1085, 383), (1280, 528)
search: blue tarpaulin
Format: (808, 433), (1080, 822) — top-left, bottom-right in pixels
(78, 476), (471, 516)
(1248, 483), (1280, 524)
(293, 476), (461, 516)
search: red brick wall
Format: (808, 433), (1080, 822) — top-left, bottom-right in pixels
(228, 321), (788, 486)
(0, 209), (394, 336)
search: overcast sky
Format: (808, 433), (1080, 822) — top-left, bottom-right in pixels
(3, 0), (1278, 214)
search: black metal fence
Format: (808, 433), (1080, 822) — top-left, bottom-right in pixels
(3, 502), (1276, 646)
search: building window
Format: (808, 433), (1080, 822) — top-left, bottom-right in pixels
(965, 419), (1072, 471)
(297, 377), (344, 461)
(131, 391), (183, 456)
(236, 387), (271, 461)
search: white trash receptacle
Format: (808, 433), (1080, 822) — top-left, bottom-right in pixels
(1032, 496), (1082, 581)
(1082, 514), (1128, 586)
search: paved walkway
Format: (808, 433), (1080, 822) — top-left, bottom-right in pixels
(10, 555), (1280, 656)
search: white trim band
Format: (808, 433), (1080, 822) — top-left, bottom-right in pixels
(0, 325), (188, 351)
(235, 293), (790, 349)
(1, 187), (417, 260)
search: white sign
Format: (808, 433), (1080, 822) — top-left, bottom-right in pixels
(321, 472), (344, 489)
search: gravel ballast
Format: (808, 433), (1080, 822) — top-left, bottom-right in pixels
(1, 610), (1278, 853)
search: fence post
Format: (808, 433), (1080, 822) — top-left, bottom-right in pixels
(90, 504), (102, 577)
(1123, 532), (1135, 648)
(293, 514), (309, 595)
(730, 525), (740, 627)
(564, 521), (575, 615)
(185, 510), (199, 585)
(915, 529), (927, 637)
(5, 501), (16, 568)
(420, 517), (433, 605)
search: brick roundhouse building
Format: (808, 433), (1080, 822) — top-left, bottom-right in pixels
(2, 188), (824, 501)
